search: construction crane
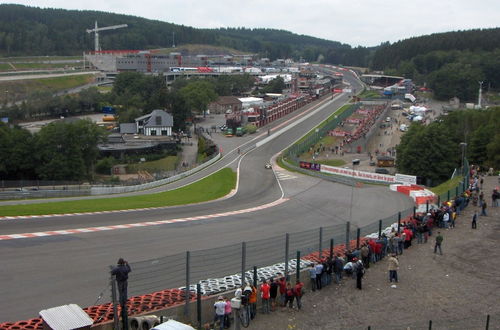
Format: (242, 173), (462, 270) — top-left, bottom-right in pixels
(86, 21), (128, 52)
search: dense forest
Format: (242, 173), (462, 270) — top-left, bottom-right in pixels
(396, 107), (500, 185)
(0, 4), (369, 65)
(372, 29), (500, 101)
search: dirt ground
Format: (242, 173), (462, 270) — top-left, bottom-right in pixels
(247, 176), (500, 330)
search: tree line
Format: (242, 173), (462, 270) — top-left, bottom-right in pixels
(396, 107), (500, 185)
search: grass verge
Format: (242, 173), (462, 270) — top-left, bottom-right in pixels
(127, 156), (179, 173)
(0, 168), (236, 216)
(429, 176), (463, 196)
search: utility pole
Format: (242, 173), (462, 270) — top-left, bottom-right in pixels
(172, 32), (176, 48)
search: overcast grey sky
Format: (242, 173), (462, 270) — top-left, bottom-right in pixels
(4, 0), (499, 46)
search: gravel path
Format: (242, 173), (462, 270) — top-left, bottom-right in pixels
(246, 176), (500, 330)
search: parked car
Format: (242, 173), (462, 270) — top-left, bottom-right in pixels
(375, 168), (390, 174)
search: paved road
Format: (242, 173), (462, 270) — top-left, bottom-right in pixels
(0, 70), (415, 322)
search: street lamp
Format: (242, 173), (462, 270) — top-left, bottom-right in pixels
(348, 158), (360, 224)
(460, 142), (467, 176)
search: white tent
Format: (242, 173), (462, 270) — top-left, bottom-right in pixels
(152, 319), (196, 330)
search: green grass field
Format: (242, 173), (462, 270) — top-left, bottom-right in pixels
(0, 168), (236, 216)
(127, 156), (179, 173)
(0, 74), (95, 104)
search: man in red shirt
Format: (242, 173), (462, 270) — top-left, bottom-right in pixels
(294, 280), (304, 310)
(260, 279), (270, 314)
(278, 276), (287, 307)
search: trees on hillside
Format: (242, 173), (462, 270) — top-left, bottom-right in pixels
(396, 107), (500, 185)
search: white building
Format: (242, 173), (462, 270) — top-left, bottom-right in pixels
(135, 110), (174, 136)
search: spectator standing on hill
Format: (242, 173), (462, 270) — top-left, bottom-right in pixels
(308, 264), (317, 292)
(294, 280), (304, 310)
(213, 296), (226, 330)
(111, 258), (132, 329)
(492, 189), (499, 207)
(260, 279), (270, 314)
(479, 191), (484, 206)
(269, 278), (278, 312)
(472, 211), (478, 229)
(481, 200), (488, 216)
(333, 255), (344, 284)
(434, 232), (444, 255)
(388, 253), (399, 283)
(354, 258), (365, 290)
(224, 296), (231, 328)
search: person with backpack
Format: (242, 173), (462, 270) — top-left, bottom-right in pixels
(354, 258), (365, 290)
(434, 232), (444, 255)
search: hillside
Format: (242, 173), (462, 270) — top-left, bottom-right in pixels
(370, 28), (500, 101)
(0, 4), (366, 64)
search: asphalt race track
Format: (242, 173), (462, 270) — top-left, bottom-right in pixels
(0, 70), (415, 322)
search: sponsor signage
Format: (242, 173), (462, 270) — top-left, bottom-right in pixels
(299, 161), (321, 171)
(395, 173), (417, 185)
(320, 165), (396, 184)
(333, 89), (343, 93)
(342, 88), (352, 93)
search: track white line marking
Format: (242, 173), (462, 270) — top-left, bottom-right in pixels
(0, 198), (289, 241)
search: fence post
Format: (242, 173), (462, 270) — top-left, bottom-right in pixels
(378, 220), (382, 239)
(356, 228), (361, 249)
(285, 233), (290, 281)
(426, 200), (429, 213)
(329, 238), (334, 259)
(110, 275), (119, 330)
(296, 251), (301, 282)
(397, 212), (401, 233)
(447, 190), (450, 201)
(241, 242), (246, 286)
(413, 206), (416, 218)
(253, 266), (257, 287)
(197, 283), (202, 329)
(345, 221), (351, 251)
(455, 186), (459, 198)
(319, 227), (323, 259)
(437, 195), (441, 206)
(429, 320), (432, 330)
(185, 251), (190, 317)
(486, 314), (490, 330)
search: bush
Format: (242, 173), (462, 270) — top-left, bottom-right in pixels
(245, 124), (257, 134)
(95, 157), (116, 175)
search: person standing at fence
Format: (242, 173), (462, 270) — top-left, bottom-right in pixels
(249, 283), (257, 319)
(294, 280), (304, 310)
(472, 211), (478, 229)
(260, 279), (270, 314)
(388, 253), (399, 283)
(278, 276), (287, 307)
(309, 263), (317, 291)
(111, 258), (131, 307)
(315, 261), (324, 290)
(360, 243), (370, 268)
(270, 278), (279, 312)
(285, 282), (295, 308)
(213, 296), (226, 330)
(333, 254), (344, 284)
(492, 188), (499, 207)
(434, 232), (444, 255)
